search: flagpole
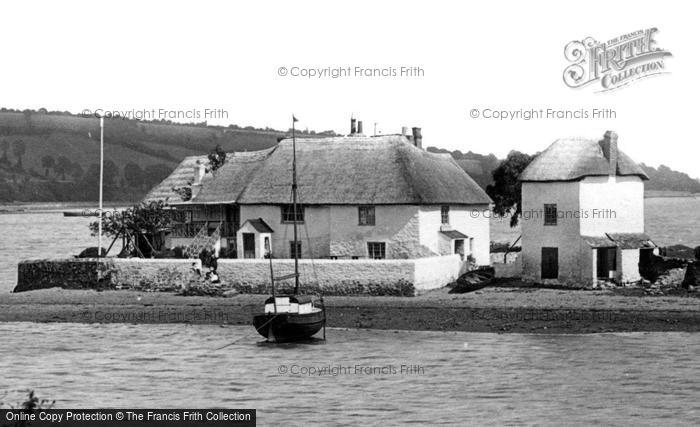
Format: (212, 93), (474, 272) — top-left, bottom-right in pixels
(291, 115), (299, 295)
(98, 117), (104, 258)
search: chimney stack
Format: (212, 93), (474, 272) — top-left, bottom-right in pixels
(600, 130), (618, 176)
(350, 117), (357, 135)
(401, 126), (409, 136)
(412, 127), (422, 149)
(357, 120), (363, 135)
(193, 160), (206, 185)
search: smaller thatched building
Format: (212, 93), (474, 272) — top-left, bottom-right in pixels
(519, 130), (655, 286)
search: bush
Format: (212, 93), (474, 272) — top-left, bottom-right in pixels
(220, 246), (237, 258)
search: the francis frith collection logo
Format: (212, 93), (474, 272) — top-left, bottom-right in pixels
(563, 28), (672, 92)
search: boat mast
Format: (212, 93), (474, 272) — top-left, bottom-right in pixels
(267, 238), (277, 313)
(292, 115), (300, 294)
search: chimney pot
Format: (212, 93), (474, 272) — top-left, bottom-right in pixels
(350, 117), (357, 135)
(600, 130), (618, 176)
(357, 120), (363, 135)
(411, 127), (422, 149)
(401, 126), (409, 136)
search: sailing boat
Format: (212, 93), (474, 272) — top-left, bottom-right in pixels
(252, 115), (326, 343)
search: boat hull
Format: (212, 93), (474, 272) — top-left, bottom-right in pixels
(253, 311), (325, 342)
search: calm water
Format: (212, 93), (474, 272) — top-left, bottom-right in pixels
(1, 198), (699, 293)
(0, 323), (698, 425)
(491, 196), (700, 248)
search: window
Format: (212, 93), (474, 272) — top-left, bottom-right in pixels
(358, 206), (375, 226)
(441, 205), (450, 225)
(367, 242), (386, 259)
(281, 204), (304, 223)
(289, 240), (302, 258)
(541, 247), (559, 279)
(544, 204), (557, 226)
(173, 209), (192, 223)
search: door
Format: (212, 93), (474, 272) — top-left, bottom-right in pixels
(596, 247), (617, 279)
(454, 239), (465, 260)
(242, 233), (256, 258)
(541, 247), (558, 279)
(224, 204), (239, 237)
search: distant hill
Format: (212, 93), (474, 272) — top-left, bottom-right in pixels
(426, 146), (700, 196)
(0, 108), (336, 203)
(425, 147), (501, 189)
(0, 108), (697, 203)
(640, 163), (700, 194)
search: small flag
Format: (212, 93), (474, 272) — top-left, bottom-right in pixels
(292, 115), (298, 122)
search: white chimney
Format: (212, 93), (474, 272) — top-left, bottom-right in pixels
(193, 160), (206, 185)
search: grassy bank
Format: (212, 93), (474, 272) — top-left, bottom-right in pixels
(1, 287), (699, 333)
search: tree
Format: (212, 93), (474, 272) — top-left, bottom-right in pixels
(69, 161), (84, 181)
(89, 201), (173, 253)
(123, 162), (145, 188)
(1, 139), (10, 164)
(103, 159), (119, 187)
(54, 156), (72, 180)
(207, 144), (226, 173)
(486, 151), (535, 227)
(22, 109), (33, 131)
(41, 155), (55, 176)
(12, 140), (26, 170)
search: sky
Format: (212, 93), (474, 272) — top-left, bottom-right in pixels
(1, 0), (698, 178)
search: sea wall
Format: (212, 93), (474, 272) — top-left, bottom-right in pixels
(15, 255), (465, 296)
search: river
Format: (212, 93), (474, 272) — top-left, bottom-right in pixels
(0, 323), (698, 424)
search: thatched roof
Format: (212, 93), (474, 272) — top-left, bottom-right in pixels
(519, 138), (649, 182)
(142, 149), (274, 204)
(144, 135), (491, 205)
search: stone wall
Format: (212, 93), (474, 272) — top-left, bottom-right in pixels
(493, 253), (522, 278)
(15, 255), (464, 296)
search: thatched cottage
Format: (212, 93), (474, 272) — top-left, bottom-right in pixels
(518, 131), (655, 286)
(144, 125), (492, 265)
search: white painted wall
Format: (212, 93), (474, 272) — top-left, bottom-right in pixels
(521, 176), (646, 286)
(418, 204), (490, 266)
(413, 254), (466, 290)
(328, 205), (429, 259)
(238, 204), (491, 262)
(579, 176), (644, 236)
(521, 181), (583, 283)
(240, 205), (331, 258)
(620, 248), (641, 283)
(51, 256), (464, 293)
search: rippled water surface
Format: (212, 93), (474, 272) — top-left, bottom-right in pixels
(1, 323), (699, 425)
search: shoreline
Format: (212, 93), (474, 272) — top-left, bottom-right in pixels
(2, 287), (699, 333)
